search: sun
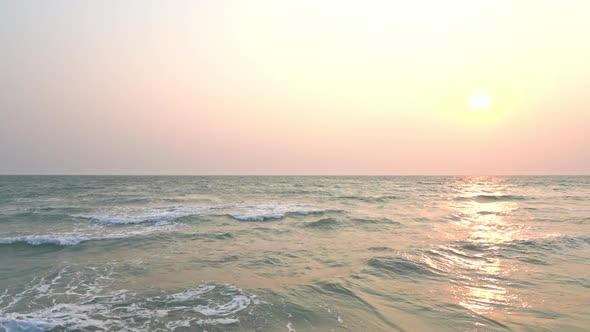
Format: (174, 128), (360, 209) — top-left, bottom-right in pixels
(469, 94), (492, 111)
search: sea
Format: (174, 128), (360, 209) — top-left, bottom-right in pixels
(0, 176), (588, 331)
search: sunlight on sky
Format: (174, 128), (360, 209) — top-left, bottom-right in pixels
(0, 0), (589, 174)
(469, 94), (492, 111)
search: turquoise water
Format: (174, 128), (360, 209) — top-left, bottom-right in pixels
(0, 176), (589, 331)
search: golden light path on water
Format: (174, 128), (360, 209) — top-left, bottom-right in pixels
(447, 178), (528, 316)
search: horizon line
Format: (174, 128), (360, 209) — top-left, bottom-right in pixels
(1, 174), (588, 177)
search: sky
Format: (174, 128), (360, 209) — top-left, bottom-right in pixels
(1, 0), (589, 175)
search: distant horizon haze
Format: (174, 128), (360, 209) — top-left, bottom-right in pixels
(0, 174), (588, 177)
(1, 1), (589, 175)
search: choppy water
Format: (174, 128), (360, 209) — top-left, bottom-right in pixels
(0, 176), (589, 331)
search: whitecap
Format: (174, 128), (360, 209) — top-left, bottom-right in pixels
(286, 322), (297, 332)
(230, 204), (337, 221)
(82, 206), (214, 224)
(0, 235), (88, 246)
(78, 203), (338, 224)
(196, 317), (239, 325)
(0, 223), (176, 247)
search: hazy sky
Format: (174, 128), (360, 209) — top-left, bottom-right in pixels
(1, 1), (589, 175)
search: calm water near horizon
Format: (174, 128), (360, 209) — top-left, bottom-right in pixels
(0, 176), (589, 331)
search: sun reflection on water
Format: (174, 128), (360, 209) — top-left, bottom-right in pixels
(447, 177), (524, 315)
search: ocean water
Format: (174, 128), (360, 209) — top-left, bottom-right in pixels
(0, 176), (589, 332)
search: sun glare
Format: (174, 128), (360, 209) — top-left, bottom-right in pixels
(469, 94), (492, 111)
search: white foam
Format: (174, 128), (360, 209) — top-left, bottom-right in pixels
(0, 223), (176, 247)
(196, 317), (239, 325)
(0, 235), (88, 246)
(80, 203), (338, 223)
(165, 319), (192, 330)
(231, 212), (285, 221)
(160, 285), (216, 302)
(0, 317), (57, 332)
(0, 265), (257, 331)
(83, 206), (214, 224)
(194, 294), (252, 316)
(230, 204), (334, 221)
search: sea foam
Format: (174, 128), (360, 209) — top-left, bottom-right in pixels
(230, 204), (339, 221)
(83, 206), (214, 224)
(0, 235), (88, 246)
(0, 222), (176, 247)
(0, 264), (257, 331)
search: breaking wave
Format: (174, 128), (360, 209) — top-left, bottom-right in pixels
(229, 204), (342, 221)
(76, 204), (339, 224)
(0, 224), (177, 247)
(81, 206), (215, 224)
(0, 235), (88, 246)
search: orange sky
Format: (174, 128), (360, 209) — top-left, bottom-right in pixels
(1, 1), (589, 174)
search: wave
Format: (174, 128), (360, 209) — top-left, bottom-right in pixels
(0, 211), (80, 224)
(304, 218), (340, 229)
(0, 224), (177, 247)
(351, 217), (400, 225)
(454, 194), (527, 202)
(336, 195), (400, 203)
(0, 318), (58, 332)
(455, 235), (590, 254)
(365, 256), (441, 279)
(6, 203), (342, 226)
(79, 204), (339, 224)
(0, 235), (89, 246)
(0, 264), (258, 331)
(230, 204), (341, 221)
(81, 206), (215, 224)
(422, 234), (590, 276)
(303, 217), (399, 230)
(148, 284), (253, 317)
(367, 246), (394, 252)
(303, 280), (404, 331)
